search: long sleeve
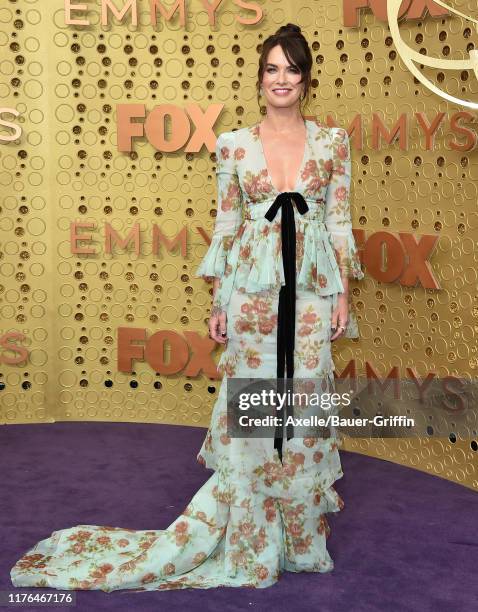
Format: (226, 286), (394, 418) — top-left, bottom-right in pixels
(324, 127), (364, 282)
(195, 130), (243, 285)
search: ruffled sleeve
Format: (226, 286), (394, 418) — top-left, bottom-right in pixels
(194, 131), (243, 306)
(324, 127), (364, 281)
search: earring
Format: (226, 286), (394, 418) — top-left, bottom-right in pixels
(260, 87), (263, 96)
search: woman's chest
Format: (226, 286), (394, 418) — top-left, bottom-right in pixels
(259, 129), (308, 193)
(234, 123), (335, 203)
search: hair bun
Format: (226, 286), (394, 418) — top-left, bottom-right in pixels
(276, 23), (301, 36)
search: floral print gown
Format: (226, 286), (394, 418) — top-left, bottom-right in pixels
(10, 119), (364, 592)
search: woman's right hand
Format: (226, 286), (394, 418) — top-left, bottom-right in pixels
(209, 305), (228, 344)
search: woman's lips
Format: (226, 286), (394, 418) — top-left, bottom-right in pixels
(273, 89), (291, 95)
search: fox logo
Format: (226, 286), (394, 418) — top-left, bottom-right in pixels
(343, 0), (450, 27)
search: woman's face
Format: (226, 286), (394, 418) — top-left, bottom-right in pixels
(261, 44), (304, 109)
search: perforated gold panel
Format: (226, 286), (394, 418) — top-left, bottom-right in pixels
(0, 1), (477, 491)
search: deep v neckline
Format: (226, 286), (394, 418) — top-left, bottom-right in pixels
(256, 119), (310, 195)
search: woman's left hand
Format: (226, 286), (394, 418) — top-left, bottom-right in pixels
(331, 292), (349, 341)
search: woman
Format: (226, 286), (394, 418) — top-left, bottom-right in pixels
(10, 23), (364, 592)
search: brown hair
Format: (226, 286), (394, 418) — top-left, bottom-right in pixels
(257, 23), (313, 114)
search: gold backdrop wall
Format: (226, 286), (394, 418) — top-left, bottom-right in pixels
(1, 1), (477, 492)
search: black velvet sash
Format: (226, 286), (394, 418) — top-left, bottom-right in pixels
(264, 192), (310, 462)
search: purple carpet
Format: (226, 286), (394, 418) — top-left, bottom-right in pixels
(1, 422), (477, 611)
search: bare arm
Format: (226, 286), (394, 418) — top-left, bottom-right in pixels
(331, 276), (349, 342)
(209, 278), (228, 344)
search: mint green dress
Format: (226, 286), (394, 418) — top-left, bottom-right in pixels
(10, 119), (364, 592)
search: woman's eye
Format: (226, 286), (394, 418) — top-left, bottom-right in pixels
(267, 67), (299, 73)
